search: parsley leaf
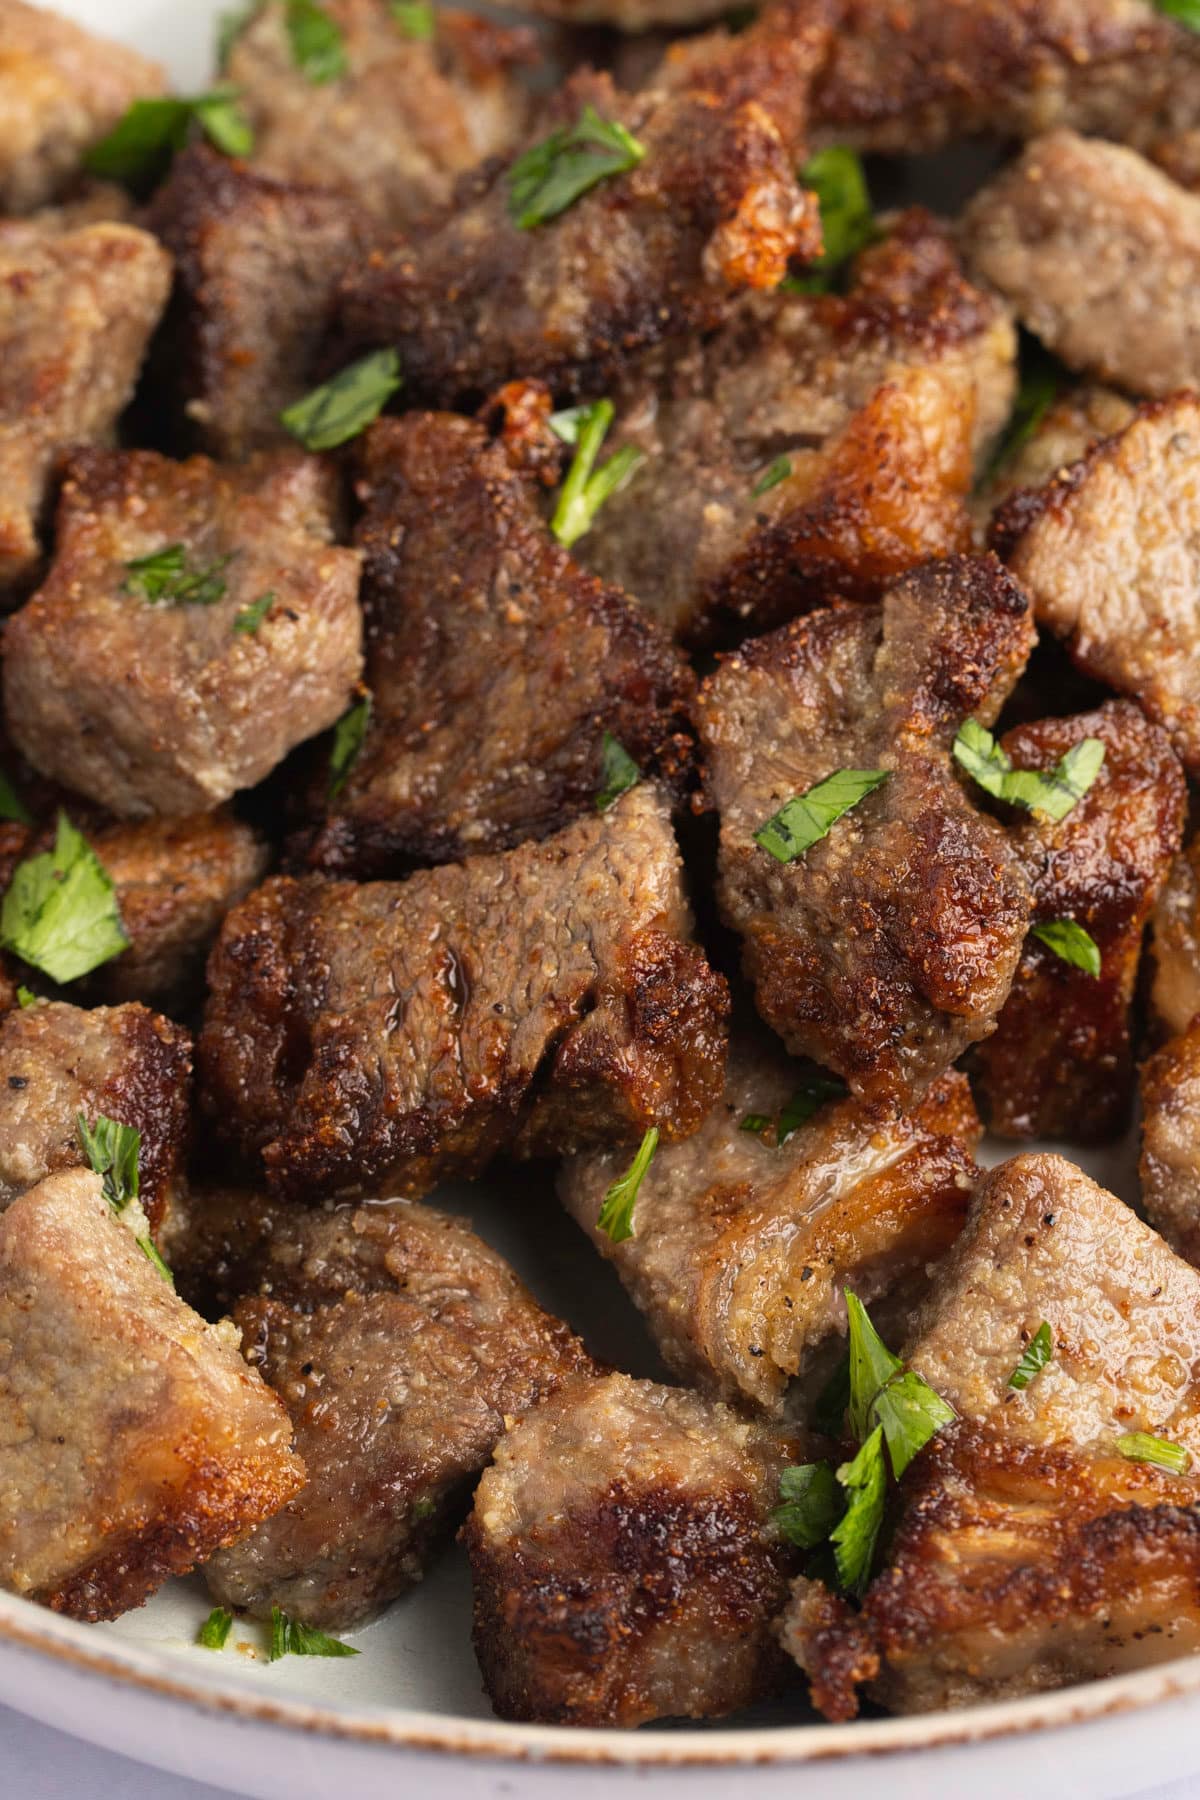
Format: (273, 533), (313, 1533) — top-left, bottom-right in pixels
(281, 349), (402, 451)
(1030, 918), (1101, 978)
(86, 90), (254, 194)
(1008, 1320), (1054, 1391)
(550, 398), (644, 549)
(596, 733), (639, 812)
(597, 1125), (659, 1243)
(390, 0), (435, 35)
(845, 1291), (902, 1441)
(1116, 1432), (1191, 1474)
(16, 986), (36, 1009)
(1155, 0), (1200, 29)
(0, 767), (31, 824)
(122, 544), (234, 608)
(0, 812), (128, 983)
(509, 105), (644, 229)
(985, 338), (1066, 480)
(234, 591), (275, 635)
(754, 769), (888, 863)
(846, 1292), (954, 1478)
(953, 719), (1105, 823)
(285, 0), (347, 82)
(789, 147), (874, 295)
(328, 694), (372, 798)
(198, 1607), (234, 1650)
(752, 456), (792, 498)
(773, 1461), (843, 1549)
(739, 1112), (772, 1137)
(778, 1076), (846, 1142)
(76, 1112), (140, 1213)
(269, 1607), (360, 1661)
(830, 1425), (887, 1596)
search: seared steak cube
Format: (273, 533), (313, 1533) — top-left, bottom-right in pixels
(0, 999), (190, 1235)
(785, 1153), (1200, 1716)
(0, 1), (165, 214)
(995, 394), (1200, 774)
(0, 221), (171, 592)
(145, 146), (377, 460)
(3, 448), (362, 816)
(975, 702), (1185, 1141)
(0, 1168), (303, 1622)
(963, 132), (1200, 400)
(200, 785), (729, 1199)
(560, 1047), (978, 1415)
(306, 406), (694, 874)
(1150, 830), (1200, 1039)
(696, 556), (1034, 1111)
(577, 210), (1014, 644)
(1141, 1021), (1200, 1268)
(181, 1192), (594, 1629)
(464, 1372), (798, 1726)
(225, 0), (537, 231)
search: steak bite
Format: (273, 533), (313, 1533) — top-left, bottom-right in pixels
(784, 1152), (1200, 1718)
(696, 556), (1034, 1112)
(332, 25), (831, 406)
(3, 448), (362, 817)
(200, 785), (730, 1200)
(464, 1372), (798, 1726)
(0, 1), (165, 214)
(0, 1168), (303, 1622)
(144, 146), (377, 460)
(0, 999), (190, 1235)
(962, 132), (1200, 400)
(0, 221), (172, 593)
(974, 702), (1185, 1142)
(577, 210), (1014, 644)
(305, 407), (694, 875)
(995, 394), (1200, 774)
(1150, 830), (1200, 1039)
(180, 1193), (594, 1629)
(810, 0), (1200, 156)
(1141, 1021), (1200, 1268)
(561, 1052), (978, 1415)
(225, 0), (537, 232)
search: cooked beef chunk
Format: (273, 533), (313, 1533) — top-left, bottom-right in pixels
(178, 1192), (595, 1629)
(962, 132), (1200, 400)
(810, 0), (1200, 156)
(304, 406), (694, 874)
(0, 1), (165, 214)
(144, 146), (377, 460)
(696, 557), (1034, 1111)
(560, 1049), (978, 1414)
(332, 28), (830, 406)
(974, 702), (1185, 1141)
(224, 0), (536, 231)
(995, 395), (1200, 774)
(0, 999), (190, 1235)
(465, 1372), (798, 1726)
(0, 222), (171, 593)
(0, 1168), (303, 1622)
(200, 786), (729, 1199)
(1141, 1021), (1200, 1268)
(974, 383), (1135, 528)
(577, 209), (1014, 644)
(3, 448), (362, 816)
(1150, 128), (1200, 191)
(1150, 830), (1200, 1039)
(785, 1152), (1200, 1717)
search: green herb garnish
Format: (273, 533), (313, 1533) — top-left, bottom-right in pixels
(788, 147), (874, 295)
(0, 813), (128, 983)
(122, 544), (234, 608)
(281, 349), (402, 451)
(1154, 1), (1200, 31)
(830, 1425), (887, 1596)
(550, 398), (643, 549)
(754, 769), (888, 863)
(752, 456), (792, 498)
(234, 592), (276, 635)
(390, 0), (435, 35)
(597, 1125), (659, 1244)
(596, 733), (639, 812)
(1116, 1432), (1191, 1474)
(285, 0), (347, 82)
(953, 719), (1105, 824)
(1030, 919), (1101, 978)
(269, 1607), (360, 1661)
(76, 1112), (171, 1283)
(772, 1461), (842, 1550)
(198, 1607), (234, 1650)
(778, 1077), (846, 1142)
(509, 105), (644, 230)
(1008, 1321), (1054, 1391)
(328, 694), (372, 799)
(16, 986), (36, 1009)
(0, 768), (31, 825)
(86, 90), (253, 194)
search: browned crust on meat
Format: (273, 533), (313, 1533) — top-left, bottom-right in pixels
(777, 1577), (880, 1723)
(1140, 1019), (1200, 1267)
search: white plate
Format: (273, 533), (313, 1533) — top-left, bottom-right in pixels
(4, 4), (1196, 1792)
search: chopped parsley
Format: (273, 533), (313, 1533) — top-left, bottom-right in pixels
(752, 456), (792, 498)
(285, 0), (347, 82)
(596, 733), (639, 812)
(597, 1125), (659, 1243)
(281, 349), (402, 451)
(234, 591), (276, 635)
(742, 1076), (846, 1143)
(509, 105), (644, 229)
(984, 338), (1067, 480)
(1116, 1432), (1191, 1474)
(198, 1607), (234, 1650)
(16, 986), (36, 1009)
(1030, 919), (1101, 978)
(390, 0), (435, 35)
(76, 1112), (172, 1283)
(122, 544), (234, 608)
(328, 694), (372, 798)
(1155, 0), (1200, 30)
(739, 1112), (773, 1137)
(1008, 1321), (1054, 1391)
(0, 767), (30, 825)
(788, 147), (874, 295)
(754, 769), (888, 863)
(269, 1607), (360, 1661)
(829, 1425), (888, 1596)
(773, 1461), (842, 1550)
(550, 398), (643, 549)
(0, 812), (128, 984)
(86, 91), (253, 194)
(953, 719), (1105, 824)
